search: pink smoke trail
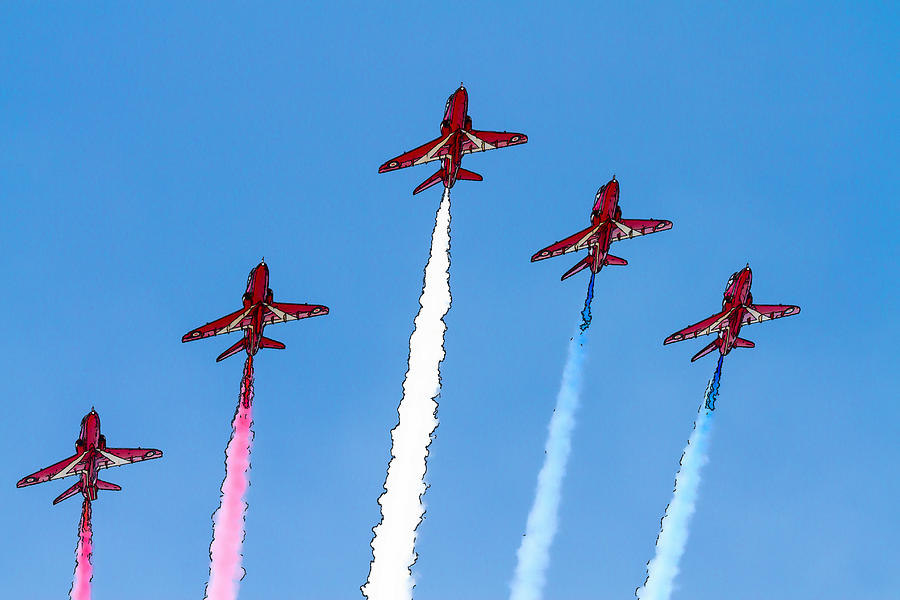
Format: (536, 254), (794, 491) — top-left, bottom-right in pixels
(204, 355), (255, 600)
(70, 498), (93, 600)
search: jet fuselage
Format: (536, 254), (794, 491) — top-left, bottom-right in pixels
(438, 86), (473, 190)
(75, 411), (105, 502)
(718, 267), (754, 356)
(241, 262), (273, 357)
(586, 179), (623, 272)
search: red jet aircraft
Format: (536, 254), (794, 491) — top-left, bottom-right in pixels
(378, 84), (528, 194)
(664, 266), (801, 362)
(531, 177), (673, 280)
(17, 409), (162, 505)
(182, 260), (329, 362)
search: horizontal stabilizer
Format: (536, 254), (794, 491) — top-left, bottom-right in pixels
(413, 168), (445, 195)
(561, 255), (593, 281)
(734, 337), (755, 348)
(217, 337), (248, 362)
(691, 338), (721, 362)
(53, 481), (82, 505)
(260, 337), (285, 350)
(605, 254), (628, 266)
(96, 479), (121, 491)
(456, 168), (482, 181)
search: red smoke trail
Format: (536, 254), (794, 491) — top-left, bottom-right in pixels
(70, 498), (92, 600)
(204, 355), (255, 600)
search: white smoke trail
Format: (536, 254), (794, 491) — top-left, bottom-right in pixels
(510, 334), (587, 600)
(636, 363), (721, 600)
(362, 187), (452, 600)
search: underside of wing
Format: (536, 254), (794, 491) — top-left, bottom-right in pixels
(379, 133), (454, 172)
(609, 219), (673, 242)
(531, 225), (598, 262)
(263, 302), (329, 325)
(17, 453), (86, 487)
(461, 130), (528, 154)
(664, 309), (732, 344)
(182, 306), (252, 342)
(97, 447), (163, 469)
(743, 304), (801, 325)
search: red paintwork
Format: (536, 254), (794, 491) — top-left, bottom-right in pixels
(182, 261), (329, 362)
(16, 409), (163, 505)
(378, 84), (528, 194)
(531, 177), (673, 280)
(664, 266), (801, 362)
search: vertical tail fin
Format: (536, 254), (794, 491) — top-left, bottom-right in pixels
(413, 168), (446, 195)
(217, 337), (248, 362)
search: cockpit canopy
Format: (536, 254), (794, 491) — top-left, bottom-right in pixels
(725, 271), (739, 292)
(443, 96), (453, 120)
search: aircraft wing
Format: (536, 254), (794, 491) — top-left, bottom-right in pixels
(379, 133), (454, 172)
(609, 219), (673, 242)
(664, 309), (733, 344)
(182, 306), (253, 342)
(263, 302), (329, 325)
(531, 225), (598, 262)
(96, 447), (163, 469)
(461, 130), (528, 154)
(743, 304), (801, 325)
(17, 453), (87, 487)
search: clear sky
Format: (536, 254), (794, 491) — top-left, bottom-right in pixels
(1, 3), (897, 599)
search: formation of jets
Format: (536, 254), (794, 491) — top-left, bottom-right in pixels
(16, 85), (799, 522)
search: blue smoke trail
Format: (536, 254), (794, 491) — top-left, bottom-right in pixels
(636, 357), (724, 600)
(510, 274), (597, 600)
(579, 273), (596, 333)
(705, 354), (724, 410)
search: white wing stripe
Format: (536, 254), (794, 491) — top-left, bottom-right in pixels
(413, 133), (454, 166)
(223, 307), (253, 333)
(98, 449), (131, 468)
(462, 129), (496, 152)
(51, 453), (86, 480)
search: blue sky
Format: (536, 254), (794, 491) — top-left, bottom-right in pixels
(1, 3), (897, 599)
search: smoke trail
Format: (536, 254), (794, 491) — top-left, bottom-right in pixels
(204, 355), (255, 600)
(510, 274), (596, 600)
(636, 355), (724, 600)
(70, 498), (93, 600)
(580, 273), (596, 332)
(363, 187), (452, 600)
